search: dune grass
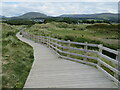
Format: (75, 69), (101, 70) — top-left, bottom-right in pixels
(2, 23), (34, 88)
(25, 22), (119, 49)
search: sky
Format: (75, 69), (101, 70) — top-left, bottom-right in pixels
(1, 1), (119, 17)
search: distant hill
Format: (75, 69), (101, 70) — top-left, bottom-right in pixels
(59, 13), (118, 22)
(12, 12), (48, 19)
(0, 15), (6, 18)
(2, 12), (118, 23)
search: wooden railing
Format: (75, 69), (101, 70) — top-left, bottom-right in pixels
(21, 31), (120, 86)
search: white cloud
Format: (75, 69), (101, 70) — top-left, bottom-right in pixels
(1, 0), (120, 2)
(1, 2), (118, 17)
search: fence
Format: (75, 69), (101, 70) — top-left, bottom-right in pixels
(21, 31), (120, 86)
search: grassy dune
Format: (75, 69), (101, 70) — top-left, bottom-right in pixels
(25, 22), (119, 49)
(2, 23), (34, 88)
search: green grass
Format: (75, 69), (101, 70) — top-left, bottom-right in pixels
(2, 23), (34, 88)
(25, 22), (119, 49)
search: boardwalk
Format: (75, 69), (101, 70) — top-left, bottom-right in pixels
(16, 32), (117, 88)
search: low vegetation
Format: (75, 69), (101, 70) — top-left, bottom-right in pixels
(25, 22), (119, 50)
(3, 19), (35, 25)
(2, 23), (34, 88)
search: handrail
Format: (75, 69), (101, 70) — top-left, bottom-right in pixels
(98, 45), (118, 55)
(21, 31), (120, 87)
(50, 37), (98, 47)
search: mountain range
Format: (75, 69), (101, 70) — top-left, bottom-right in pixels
(60, 13), (118, 20)
(0, 15), (6, 18)
(0, 12), (118, 22)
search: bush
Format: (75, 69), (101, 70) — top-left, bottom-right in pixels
(5, 19), (35, 25)
(63, 35), (76, 41)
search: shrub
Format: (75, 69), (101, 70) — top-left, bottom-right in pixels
(63, 35), (76, 41)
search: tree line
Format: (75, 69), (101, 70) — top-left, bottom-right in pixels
(2, 17), (111, 25)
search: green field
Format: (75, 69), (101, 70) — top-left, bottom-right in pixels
(2, 23), (34, 88)
(25, 22), (119, 50)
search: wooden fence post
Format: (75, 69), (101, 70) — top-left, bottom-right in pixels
(41, 36), (43, 43)
(118, 50), (120, 88)
(28, 34), (30, 39)
(67, 40), (71, 57)
(84, 42), (88, 61)
(43, 36), (46, 44)
(31, 35), (33, 41)
(55, 39), (58, 52)
(47, 37), (49, 47)
(39, 36), (41, 43)
(98, 44), (103, 66)
(33, 35), (35, 42)
(43, 36), (45, 43)
(29, 34), (31, 40)
(37, 36), (39, 43)
(35, 36), (37, 43)
(42, 36), (44, 43)
(48, 36), (51, 48)
(114, 51), (119, 79)
(22, 32), (24, 37)
(36, 36), (38, 43)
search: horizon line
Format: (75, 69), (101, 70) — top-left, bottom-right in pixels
(1, 12), (118, 18)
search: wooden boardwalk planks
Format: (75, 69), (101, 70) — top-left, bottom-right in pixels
(16, 32), (117, 88)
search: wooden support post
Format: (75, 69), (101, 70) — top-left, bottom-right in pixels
(22, 32), (24, 37)
(98, 44), (103, 66)
(43, 36), (44, 43)
(31, 35), (33, 40)
(29, 34), (31, 39)
(47, 37), (49, 47)
(36, 36), (38, 43)
(43, 36), (44, 44)
(118, 50), (120, 88)
(35, 36), (37, 43)
(28, 34), (30, 40)
(48, 36), (51, 48)
(37, 36), (39, 43)
(42, 36), (44, 44)
(84, 42), (88, 61)
(32, 35), (34, 41)
(67, 40), (71, 57)
(39, 36), (41, 43)
(41, 36), (43, 43)
(55, 40), (58, 52)
(33, 35), (35, 42)
(114, 51), (119, 79)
